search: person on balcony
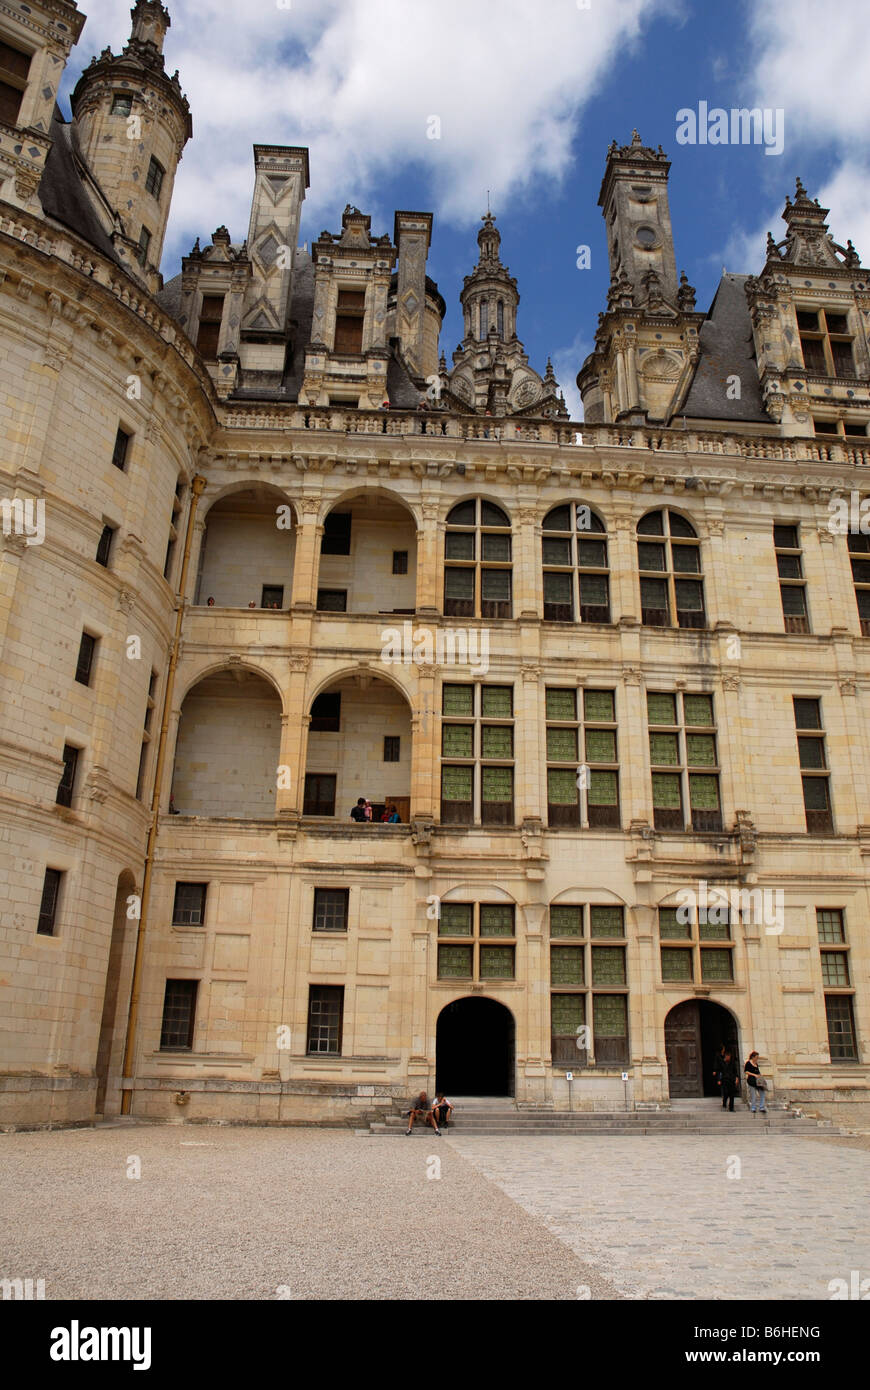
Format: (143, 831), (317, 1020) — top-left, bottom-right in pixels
(350, 798), (367, 823)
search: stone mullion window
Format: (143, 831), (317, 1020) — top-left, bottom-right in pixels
(816, 909), (858, 1060)
(659, 903), (734, 984)
(436, 902), (515, 981)
(545, 687), (620, 829)
(584, 689), (620, 828)
(444, 499), (512, 618)
(846, 531), (870, 635)
(797, 308), (855, 380)
(648, 691), (721, 832)
(440, 682), (514, 826)
(637, 509), (706, 629)
(541, 504), (610, 624)
(794, 697), (833, 834)
(774, 524), (810, 633)
(549, 904), (628, 1065)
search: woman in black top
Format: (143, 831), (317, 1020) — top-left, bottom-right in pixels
(744, 1051), (767, 1113)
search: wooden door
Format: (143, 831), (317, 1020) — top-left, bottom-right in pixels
(665, 1000), (703, 1097)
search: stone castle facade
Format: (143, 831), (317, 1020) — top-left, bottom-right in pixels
(1, 2), (868, 1128)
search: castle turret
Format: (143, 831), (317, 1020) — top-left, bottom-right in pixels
(70, 1), (191, 286)
(599, 129), (679, 309)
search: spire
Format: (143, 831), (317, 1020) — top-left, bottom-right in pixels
(130, 1), (171, 54)
(477, 211), (501, 265)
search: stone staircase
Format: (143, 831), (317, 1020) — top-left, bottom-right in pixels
(366, 1095), (840, 1137)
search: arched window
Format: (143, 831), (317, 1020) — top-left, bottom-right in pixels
(497, 300), (504, 339)
(479, 300), (489, 339)
(542, 505), (610, 623)
(637, 510), (705, 628)
(444, 499), (512, 618)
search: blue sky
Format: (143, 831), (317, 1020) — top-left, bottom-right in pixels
(61, 1), (870, 416)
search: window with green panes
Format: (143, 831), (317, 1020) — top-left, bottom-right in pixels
(549, 904), (584, 937)
(659, 899), (734, 984)
(551, 993), (586, 1065)
(444, 498), (512, 618)
(590, 905), (625, 937)
(661, 947), (693, 982)
(541, 504), (610, 624)
(550, 946), (584, 985)
(648, 690), (722, 832)
(700, 948), (734, 982)
(591, 946), (626, 985)
(548, 902), (628, 1066)
(593, 995), (629, 1064)
(480, 945), (515, 978)
(436, 902), (516, 980)
(438, 902), (473, 936)
(440, 683), (514, 825)
(817, 909), (858, 1060)
(545, 686), (619, 828)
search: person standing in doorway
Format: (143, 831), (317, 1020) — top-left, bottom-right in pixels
(720, 1050), (739, 1112)
(713, 1043), (727, 1102)
(744, 1051), (767, 1114)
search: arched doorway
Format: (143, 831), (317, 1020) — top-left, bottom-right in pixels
(436, 997), (515, 1097)
(664, 1000), (739, 1098)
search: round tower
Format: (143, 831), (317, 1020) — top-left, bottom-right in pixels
(70, 1), (191, 282)
(459, 213), (519, 345)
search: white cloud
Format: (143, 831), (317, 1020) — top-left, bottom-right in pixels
(716, 1), (870, 273)
(551, 331), (592, 421)
(68, 0), (679, 262)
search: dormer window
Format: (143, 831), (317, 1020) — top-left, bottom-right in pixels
(798, 308), (854, 378)
(111, 93), (133, 117)
(0, 38), (31, 126)
(196, 295), (224, 359)
(334, 290), (365, 354)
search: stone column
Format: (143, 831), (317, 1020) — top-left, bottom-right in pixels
(277, 654), (309, 819)
(410, 664), (437, 820)
(414, 502), (442, 615)
(514, 507), (541, 619)
(0, 533), (29, 654)
(815, 524), (856, 636)
(609, 512), (638, 623)
(289, 501), (323, 611)
(517, 664), (544, 823)
(619, 665), (649, 825)
(717, 671), (744, 828)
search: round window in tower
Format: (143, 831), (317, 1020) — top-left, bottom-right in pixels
(635, 225), (658, 248)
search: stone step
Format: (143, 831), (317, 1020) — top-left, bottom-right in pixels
(368, 1125), (812, 1137)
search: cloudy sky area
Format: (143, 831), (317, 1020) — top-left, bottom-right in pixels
(61, 0), (870, 418)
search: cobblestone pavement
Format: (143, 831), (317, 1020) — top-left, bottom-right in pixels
(0, 1124), (616, 1301)
(445, 1133), (870, 1300)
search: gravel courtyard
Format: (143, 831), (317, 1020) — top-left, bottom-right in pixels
(1, 1123), (867, 1301)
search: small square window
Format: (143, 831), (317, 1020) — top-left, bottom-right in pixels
(111, 93), (133, 116)
(310, 693), (341, 731)
(313, 888), (349, 932)
(172, 883), (207, 926)
(383, 735), (400, 762)
(316, 589), (347, 612)
(392, 550), (408, 575)
(261, 585), (284, 609)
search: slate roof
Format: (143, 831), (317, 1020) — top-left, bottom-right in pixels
(38, 107), (120, 264)
(678, 273), (769, 424)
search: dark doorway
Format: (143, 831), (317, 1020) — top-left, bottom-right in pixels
(436, 997), (515, 1096)
(664, 999), (739, 1098)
